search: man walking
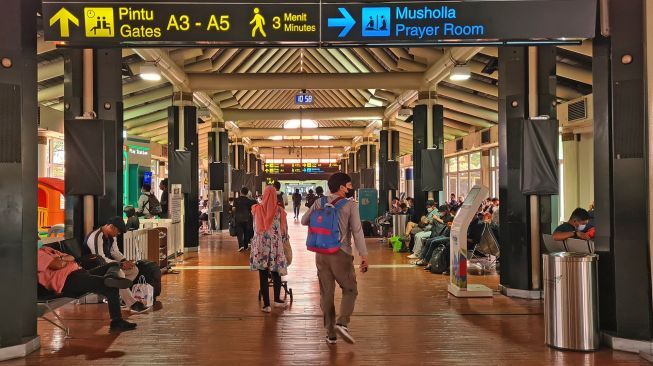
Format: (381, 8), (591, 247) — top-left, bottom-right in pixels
(301, 172), (368, 344)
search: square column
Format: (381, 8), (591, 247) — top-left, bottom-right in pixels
(168, 94), (199, 251)
(0, 0), (39, 360)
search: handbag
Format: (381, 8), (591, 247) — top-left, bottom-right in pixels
(132, 275), (155, 307)
(283, 236), (293, 266)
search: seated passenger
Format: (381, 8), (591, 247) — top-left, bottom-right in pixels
(404, 200), (436, 236)
(37, 246), (137, 332)
(389, 197), (401, 214)
(552, 208), (591, 241)
(416, 212), (454, 267)
(124, 206), (140, 231)
(85, 216), (150, 313)
(408, 205), (451, 259)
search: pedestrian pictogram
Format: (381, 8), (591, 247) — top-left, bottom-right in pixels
(49, 7), (79, 38)
(250, 7), (267, 38)
(84, 8), (114, 37)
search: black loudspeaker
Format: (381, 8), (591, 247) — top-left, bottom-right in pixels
(231, 169), (245, 192)
(382, 161), (400, 190)
(522, 118), (559, 194)
(421, 149), (443, 191)
(209, 162), (227, 190)
(169, 150), (192, 193)
(64, 119), (106, 195)
(360, 168), (375, 188)
(350, 172), (361, 190)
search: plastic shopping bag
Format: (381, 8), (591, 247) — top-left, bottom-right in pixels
(132, 275), (155, 307)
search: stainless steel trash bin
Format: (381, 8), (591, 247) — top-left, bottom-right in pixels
(392, 214), (408, 237)
(543, 252), (599, 351)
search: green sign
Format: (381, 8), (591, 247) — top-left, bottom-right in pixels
(42, 0), (595, 47)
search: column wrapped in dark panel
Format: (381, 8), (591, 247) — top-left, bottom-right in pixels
(412, 105), (427, 219)
(357, 145), (368, 171)
(593, 0), (653, 340)
(95, 49), (123, 223)
(498, 47), (531, 291)
(378, 130), (389, 216)
(0, 0), (38, 347)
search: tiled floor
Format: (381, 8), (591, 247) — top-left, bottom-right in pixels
(8, 209), (646, 365)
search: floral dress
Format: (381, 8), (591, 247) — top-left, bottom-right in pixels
(250, 208), (288, 276)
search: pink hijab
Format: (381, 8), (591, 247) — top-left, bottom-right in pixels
(252, 185), (287, 234)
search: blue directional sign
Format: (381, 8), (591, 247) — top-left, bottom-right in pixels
(327, 7), (355, 38)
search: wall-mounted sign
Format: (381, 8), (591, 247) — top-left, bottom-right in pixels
(295, 92), (314, 105)
(265, 162), (339, 174)
(43, 0), (595, 47)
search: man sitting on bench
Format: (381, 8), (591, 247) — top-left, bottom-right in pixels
(85, 216), (149, 314)
(37, 246), (138, 332)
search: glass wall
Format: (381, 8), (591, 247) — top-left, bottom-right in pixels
(489, 148), (499, 198)
(446, 151), (482, 198)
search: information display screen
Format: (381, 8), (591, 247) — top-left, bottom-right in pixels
(264, 162), (339, 174)
(43, 0), (595, 46)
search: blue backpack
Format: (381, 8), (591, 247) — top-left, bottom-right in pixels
(306, 196), (348, 254)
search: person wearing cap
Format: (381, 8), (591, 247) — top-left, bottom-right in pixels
(408, 205), (450, 259)
(85, 216), (150, 314)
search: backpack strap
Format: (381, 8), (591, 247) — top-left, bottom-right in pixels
(331, 197), (348, 209)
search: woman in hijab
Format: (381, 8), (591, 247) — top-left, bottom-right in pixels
(250, 185), (289, 313)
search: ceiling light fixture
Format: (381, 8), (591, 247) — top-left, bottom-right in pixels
(449, 64), (471, 81)
(140, 63), (161, 81)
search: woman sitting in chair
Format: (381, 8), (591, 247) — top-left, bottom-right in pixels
(250, 185), (289, 313)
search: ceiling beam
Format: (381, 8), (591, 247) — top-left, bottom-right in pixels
(250, 139), (353, 148)
(239, 127), (365, 138)
(187, 72), (423, 90)
(224, 107), (384, 121)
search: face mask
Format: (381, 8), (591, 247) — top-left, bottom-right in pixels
(345, 188), (355, 198)
(577, 224), (587, 231)
(37, 240), (44, 248)
(427, 207), (434, 212)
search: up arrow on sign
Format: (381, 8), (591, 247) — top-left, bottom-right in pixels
(327, 7), (355, 38)
(49, 7), (80, 37)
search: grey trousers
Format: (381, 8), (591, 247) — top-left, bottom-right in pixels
(316, 250), (358, 337)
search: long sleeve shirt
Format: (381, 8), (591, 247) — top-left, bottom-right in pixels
(301, 194), (368, 257)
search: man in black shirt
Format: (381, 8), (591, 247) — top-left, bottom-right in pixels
(553, 208), (591, 241)
(233, 187), (257, 251)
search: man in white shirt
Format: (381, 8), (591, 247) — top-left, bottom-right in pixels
(85, 216), (149, 313)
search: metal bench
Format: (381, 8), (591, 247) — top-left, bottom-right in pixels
(37, 292), (88, 338)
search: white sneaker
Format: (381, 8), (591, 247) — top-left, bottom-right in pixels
(261, 306), (271, 313)
(335, 324), (355, 344)
(407, 254), (418, 259)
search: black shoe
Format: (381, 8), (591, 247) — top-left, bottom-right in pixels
(424, 265), (431, 271)
(109, 319), (137, 332)
(104, 276), (133, 289)
(130, 302), (150, 314)
(325, 336), (337, 344)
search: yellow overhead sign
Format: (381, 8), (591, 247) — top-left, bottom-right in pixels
(48, 7), (79, 37)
